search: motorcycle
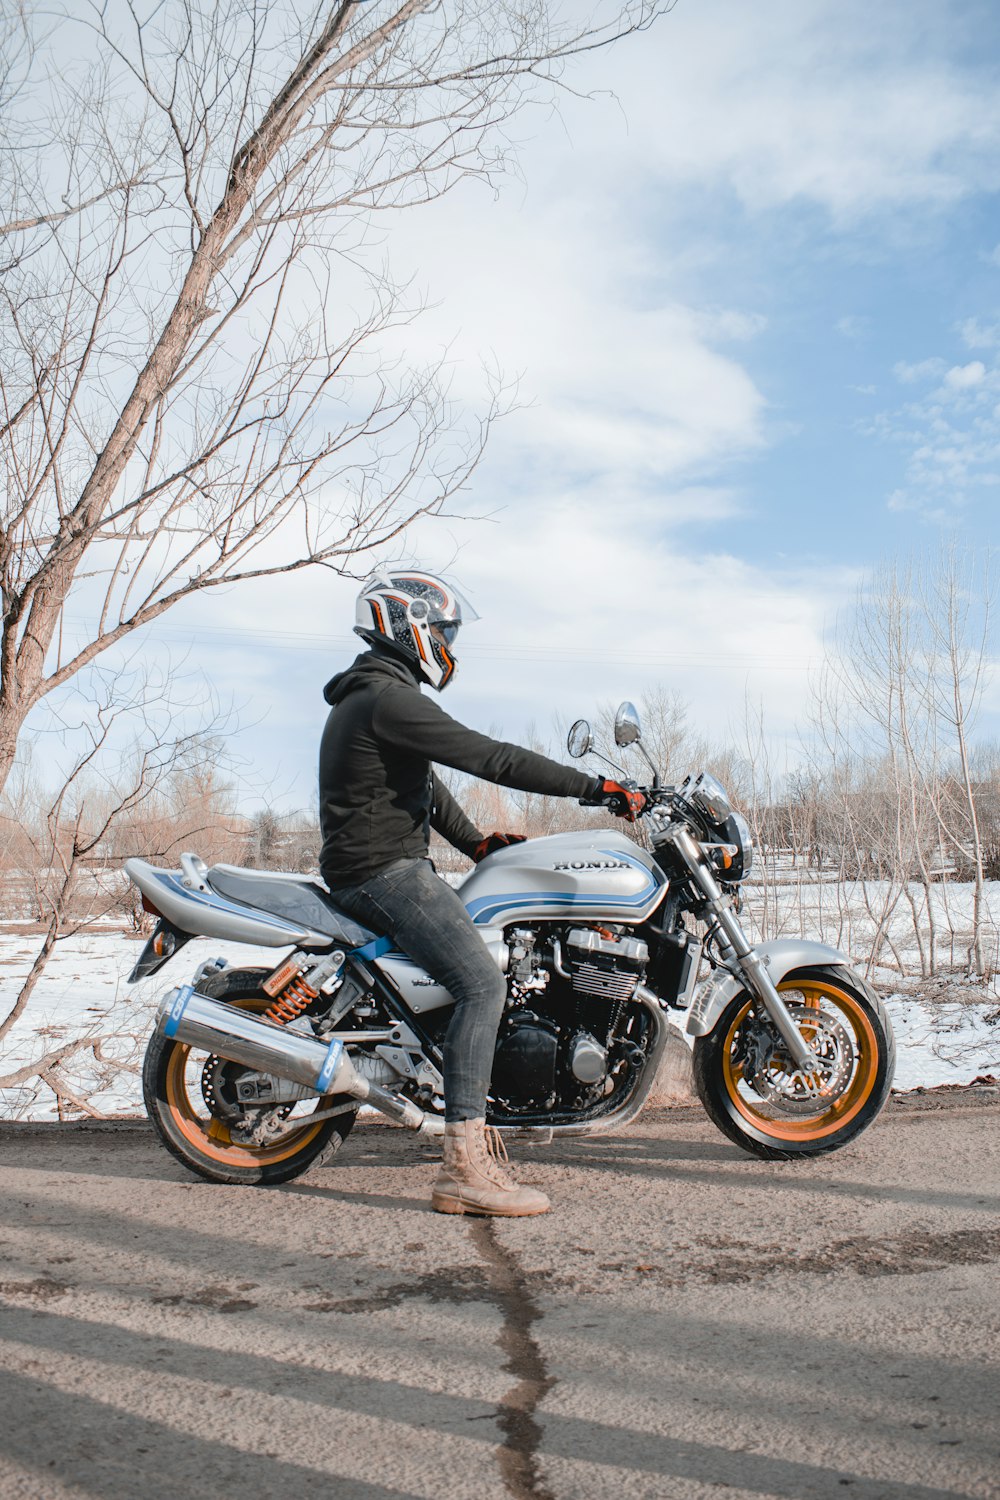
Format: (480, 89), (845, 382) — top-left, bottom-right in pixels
(125, 701), (895, 1185)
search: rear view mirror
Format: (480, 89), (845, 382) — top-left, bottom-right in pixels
(567, 720), (592, 759)
(614, 701), (642, 747)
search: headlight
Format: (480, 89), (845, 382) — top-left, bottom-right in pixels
(723, 811), (754, 882)
(688, 771), (733, 824)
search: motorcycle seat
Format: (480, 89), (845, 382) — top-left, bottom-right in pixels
(207, 864), (377, 948)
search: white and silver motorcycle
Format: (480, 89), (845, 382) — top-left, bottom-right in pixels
(126, 703), (895, 1185)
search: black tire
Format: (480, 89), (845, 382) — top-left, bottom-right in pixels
(692, 965), (895, 1161)
(143, 978), (356, 1186)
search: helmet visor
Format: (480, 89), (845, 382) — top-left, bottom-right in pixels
(430, 575), (478, 626)
(430, 619), (461, 648)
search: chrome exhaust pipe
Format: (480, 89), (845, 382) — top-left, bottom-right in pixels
(157, 985), (427, 1130)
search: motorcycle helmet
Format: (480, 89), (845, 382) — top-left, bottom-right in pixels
(354, 568), (477, 690)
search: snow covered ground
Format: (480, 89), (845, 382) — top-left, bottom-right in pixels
(0, 931), (279, 1121)
(741, 871), (1000, 976)
(1, 925), (997, 1121)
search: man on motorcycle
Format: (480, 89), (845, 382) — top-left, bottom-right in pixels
(320, 568), (645, 1217)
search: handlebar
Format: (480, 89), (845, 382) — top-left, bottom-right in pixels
(577, 782), (676, 817)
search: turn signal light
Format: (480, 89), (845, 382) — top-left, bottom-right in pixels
(152, 928), (177, 958)
(708, 843), (739, 872)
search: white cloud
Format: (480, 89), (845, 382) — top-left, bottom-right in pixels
(370, 187), (767, 492)
(945, 360), (987, 389)
(695, 308), (769, 343)
(837, 316), (870, 341)
(894, 358), (947, 383)
(582, 0), (1000, 226)
(959, 316), (1000, 349)
(874, 352), (1000, 520)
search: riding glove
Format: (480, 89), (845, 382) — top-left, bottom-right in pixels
(583, 778), (648, 822)
(474, 832), (528, 862)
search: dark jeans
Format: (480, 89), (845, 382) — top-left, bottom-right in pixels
(326, 858), (506, 1122)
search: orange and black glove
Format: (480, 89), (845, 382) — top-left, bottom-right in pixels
(473, 832), (527, 862)
(583, 778), (648, 822)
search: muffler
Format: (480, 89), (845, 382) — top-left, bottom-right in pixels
(158, 984), (429, 1130)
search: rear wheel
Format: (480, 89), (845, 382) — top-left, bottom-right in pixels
(143, 983), (356, 1185)
(693, 966), (894, 1160)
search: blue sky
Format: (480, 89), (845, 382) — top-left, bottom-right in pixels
(729, 199), (1000, 557)
(54, 0), (1000, 812)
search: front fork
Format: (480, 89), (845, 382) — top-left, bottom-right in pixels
(670, 826), (818, 1073)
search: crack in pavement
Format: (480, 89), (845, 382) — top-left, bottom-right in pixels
(468, 1219), (556, 1500)
(269, 1218), (558, 1496)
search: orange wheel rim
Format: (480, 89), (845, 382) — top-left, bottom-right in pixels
(720, 979), (880, 1142)
(162, 997), (328, 1167)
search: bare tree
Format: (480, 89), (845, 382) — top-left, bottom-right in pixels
(0, 672), (234, 1046)
(0, 671), (242, 1117)
(817, 548), (996, 979)
(106, 731), (245, 926)
(970, 739), (1000, 883)
(0, 0), (667, 793)
(243, 807), (285, 868)
(922, 550), (995, 975)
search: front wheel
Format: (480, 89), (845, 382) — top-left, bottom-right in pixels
(693, 966), (895, 1160)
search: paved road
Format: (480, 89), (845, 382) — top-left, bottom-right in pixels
(1, 1094), (998, 1500)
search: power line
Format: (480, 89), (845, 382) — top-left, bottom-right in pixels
(63, 617), (818, 671)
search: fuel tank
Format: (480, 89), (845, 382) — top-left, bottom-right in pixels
(456, 830), (667, 929)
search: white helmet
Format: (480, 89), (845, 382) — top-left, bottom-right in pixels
(354, 568), (477, 690)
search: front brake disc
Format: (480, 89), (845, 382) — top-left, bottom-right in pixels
(742, 1003), (855, 1113)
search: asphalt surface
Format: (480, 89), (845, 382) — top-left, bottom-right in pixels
(1, 1093), (998, 1500)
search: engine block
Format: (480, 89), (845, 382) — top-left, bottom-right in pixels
(565, 928), (648, 1001)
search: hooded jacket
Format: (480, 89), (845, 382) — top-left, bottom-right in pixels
(318, 646), (597, 887)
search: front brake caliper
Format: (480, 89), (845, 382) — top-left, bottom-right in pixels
(736, 1009), (776, 1088)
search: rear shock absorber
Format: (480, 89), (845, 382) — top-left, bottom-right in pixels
(265, 973), (318, 1026)
(262, 951), (345, 1026)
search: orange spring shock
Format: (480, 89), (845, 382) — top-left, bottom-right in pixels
(264, 973), (319, 1026)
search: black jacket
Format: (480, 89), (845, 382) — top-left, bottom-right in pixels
(318, 647), (597, 886)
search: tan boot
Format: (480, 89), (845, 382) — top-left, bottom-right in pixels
(431, 1118), (551, 1217)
